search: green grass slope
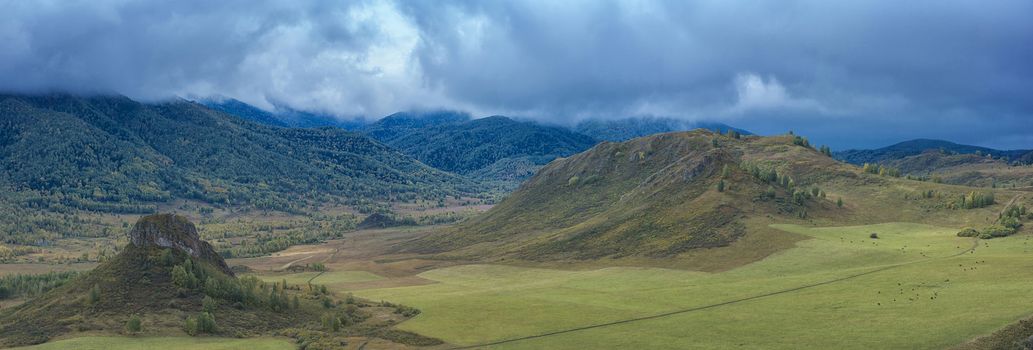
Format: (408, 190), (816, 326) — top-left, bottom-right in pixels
(355, 222), (1033, 349)
(404, 130), (1025, 263)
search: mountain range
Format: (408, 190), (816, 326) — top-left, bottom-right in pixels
(0, 94), (479, 244)
(835, 139), (1033, 187)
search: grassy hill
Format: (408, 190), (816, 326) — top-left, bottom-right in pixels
(404, 130), (1025, 263)
(365, 114), (599, 186)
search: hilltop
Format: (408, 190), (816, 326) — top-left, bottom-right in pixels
(0, 214), (436, 348)
(403, 131), (1020, 265)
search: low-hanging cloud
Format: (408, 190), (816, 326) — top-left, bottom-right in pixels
(1, 0), (1032, 148)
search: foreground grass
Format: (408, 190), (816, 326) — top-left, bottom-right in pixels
(14, 336), (293, 350)
(352, 223), (1033, 349)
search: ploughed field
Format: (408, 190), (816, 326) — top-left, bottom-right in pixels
(306, 223), (1033, 349)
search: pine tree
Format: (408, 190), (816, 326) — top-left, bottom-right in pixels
(87, 284), (100, 306)
(837, 197), (844, 208)
(202, 295), (217, 313)
(717, 180), (725, 192)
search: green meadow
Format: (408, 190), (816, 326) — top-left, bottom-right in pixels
(348, 223), (1033, 349)
(254, 270), (384, 286)
(14, 336), (293, 350)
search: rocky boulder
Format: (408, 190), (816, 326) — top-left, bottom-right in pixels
(129, 213), (234, 276)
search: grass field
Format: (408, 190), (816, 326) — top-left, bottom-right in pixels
(350, 223), (1033, 349)
(254, 270), (385, 286)
(14, 336), (293, 350)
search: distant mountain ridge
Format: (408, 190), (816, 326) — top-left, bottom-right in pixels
(575, 117), (750, 142)
(363, 112), (599, 186)
(0, 94), (476, 218)
(834, 138), (1033, 187)
(199, 97), (366, 130)
(203, 98), (757, 187)
(835, 139), (1033, 165)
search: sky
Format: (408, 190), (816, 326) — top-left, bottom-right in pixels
(1, 0), (1032, 150)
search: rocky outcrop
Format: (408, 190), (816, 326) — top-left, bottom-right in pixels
(129, 213), (234, 276)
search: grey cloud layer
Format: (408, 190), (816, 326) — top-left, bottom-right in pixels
(2, 0), (1032, 148)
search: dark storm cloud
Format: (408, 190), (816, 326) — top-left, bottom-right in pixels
(2, 0), (1032, 148)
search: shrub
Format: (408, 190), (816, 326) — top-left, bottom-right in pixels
(869, 233), (879, 239)
(957, 228), (980, 237)
(321, 313), (341, 332)
(982, 225), (1016, 238)
(87, 284), (101, 306)
(202, 295), (217, 313)
(125, 314), (142, 334)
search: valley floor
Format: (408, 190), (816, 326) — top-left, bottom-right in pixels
(266, 223), (1033, 349)
(7, 222), (1033, 349)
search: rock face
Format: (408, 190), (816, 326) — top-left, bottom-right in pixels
(129, 213), (234, 276)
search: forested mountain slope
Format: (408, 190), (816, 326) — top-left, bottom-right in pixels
(364, 114), (599, 185)
(0, 94), (481, 244)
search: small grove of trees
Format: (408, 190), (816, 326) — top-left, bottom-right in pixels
(184, 311), (216, 335)
(740, 161), (828, 206)
(792, 136), (811, 148)
(819, 145), (832, 157)
(862, 163), (902, 177)
(0, 271), (80, 300)
(959, 191), (995, 209)
(959, 204), (1027, 239)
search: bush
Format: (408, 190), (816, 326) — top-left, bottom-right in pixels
(957, 228), (980, 237)
(185, 312), (216, 335)
(202, 295), (217, 313)
(869, 233), (879, 239)
(125, 314), (142, 334)
(982, 225), (1016, 238)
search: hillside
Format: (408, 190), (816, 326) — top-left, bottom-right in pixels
(404, 131), (1020, 262)
(365, 114), (599, 185)
(361, 111), (472, 143)
(0, 94), (483, 249)
(574, 117), (749, 141)
(0, 214), (434, 348)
